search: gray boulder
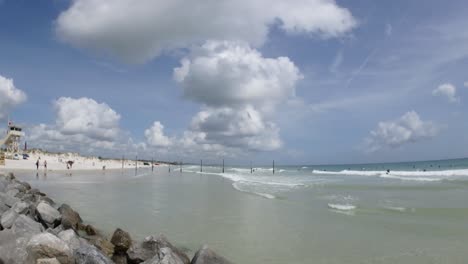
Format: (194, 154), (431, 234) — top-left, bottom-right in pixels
(12, 201), (30, 214)
(110, 228), (132, 253)
(37, 258), (61, 264)
(190, 246), (232, 264)
(0, 229), (30, 263)
(27, 232), (72, 264)
(58, 229), (83, 253)
(128, 235), (190, 264)
(0, 192), (20, 207)
(74, 243), (114, 264)
(143, 247), (186, 264)
(112, 253), (128, 264)
(58, 204), (82, 230)
(12, 214), (44, 236)
(1, 209), (19, 229)
(36, 202), (61, 227)
(0, 201), (8, 215)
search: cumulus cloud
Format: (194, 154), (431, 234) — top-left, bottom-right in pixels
(365, 111), (439, 152)
(172, 41), (301, 151)
(56, 0), (356, 62)
(432, 83), (459, 103)
(54, 97), (121, 141)
(145, 121), (172, 147)
(0, 74), (27, 120)
(29, 97), (123, 153)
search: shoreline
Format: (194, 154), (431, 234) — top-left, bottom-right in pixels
(0, 171), (232, 264)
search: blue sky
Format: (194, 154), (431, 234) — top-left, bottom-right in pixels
(0, 0), (467, 165)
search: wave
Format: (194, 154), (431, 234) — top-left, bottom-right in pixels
(312, 169), (468, 181)
(232, 182), (276, 199)
(328, 203), (356, 211)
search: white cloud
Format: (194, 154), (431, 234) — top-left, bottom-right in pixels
(189, 106), (282, 151)
(365, 111), (439, 152)
(28, 97), (123, 154)
(432, 83), (459, 103)
(174, 41), (302, 112)
(56, 0), (356, 62)
(172, 41), (301, 151)
(0, 74), (27, 120)
(144, 121), (172, 147)
(54, 97), (121, 141)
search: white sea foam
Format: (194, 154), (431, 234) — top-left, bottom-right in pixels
(232, 182), (276, 199)
(328, 203), (356, 211)
(313, 169), (468, 181)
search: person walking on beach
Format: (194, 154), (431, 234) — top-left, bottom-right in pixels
(35, 159), (40, 170)
(44, 160), (47, 170)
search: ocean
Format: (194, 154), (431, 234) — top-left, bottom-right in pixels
(13, 157), (468, 264)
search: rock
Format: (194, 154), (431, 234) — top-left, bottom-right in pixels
(128, 235), (189, 264)
(22, 193), (39, 204)
(190, 246), (232, 264)
(74, 243), (113, 264)
(27, 232), (72, 264)
(84, 224), (97, 236)
(19, 181), (31, 191)
(0, 180), (6, 192)
(0, 201), (8, 215)
(58, 204), (82, 230)
(39, 196), (56, 206)
(0, 229), (30, 263)
(5, 173), (15, 181)
(12, 201), (30, 214)
(87, 236), (115, 257)
(1, 209), (19, 229)
(58, 229), (83, 252)
(142, 247), (185, 264)
(111, 228), (132, 253)
(112, 253), (128, 264)
(36, 202), (61, 227)
(47, 225), (64, 236)
(12, 214), (44, 236)
(29, 188), (46, 196)
(37, 258), (61, 264)
(0, 192), (21, 207)
(6, 188), (20, 198)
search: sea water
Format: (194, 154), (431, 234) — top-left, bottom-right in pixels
(13, 158), (468, 264)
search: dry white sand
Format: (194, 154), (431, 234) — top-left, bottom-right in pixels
(0, 151), (160, 172)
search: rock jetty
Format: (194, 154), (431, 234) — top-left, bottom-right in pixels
(0, 172), (233, 264)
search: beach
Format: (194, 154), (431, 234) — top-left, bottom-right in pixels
(2, 151), (153, 171)
(3, 158), (468, 263)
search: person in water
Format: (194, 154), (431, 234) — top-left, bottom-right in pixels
(43, 160), (47, 170)
(386, 169), (390, 174)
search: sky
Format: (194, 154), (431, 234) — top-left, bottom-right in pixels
(0, 0), (467, 165)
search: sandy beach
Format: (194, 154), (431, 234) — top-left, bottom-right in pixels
(0, 151), (156, 172)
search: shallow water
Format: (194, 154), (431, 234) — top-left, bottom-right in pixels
(12, 158), (468, 264)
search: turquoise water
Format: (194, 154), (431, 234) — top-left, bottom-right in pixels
(12, 158), (468, 264)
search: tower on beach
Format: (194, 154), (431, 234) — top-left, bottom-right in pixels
(0, 121), (24, 161)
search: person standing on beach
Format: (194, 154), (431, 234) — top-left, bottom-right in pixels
(44, 160), (47, 170)
(35, 159), (40, 170)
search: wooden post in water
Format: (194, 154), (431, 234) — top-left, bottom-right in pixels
(273, 160), (275, 174)
(169, 164), (171, 173)
(151, 157), (154, 172)
(200, 160), (203, 172)
(135, 155), (138, 171)
(180, 161), (182, 172)
(222, 159), (224, 173)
